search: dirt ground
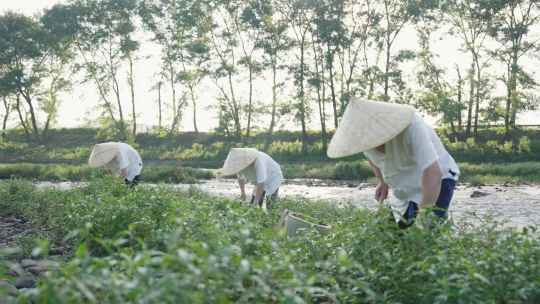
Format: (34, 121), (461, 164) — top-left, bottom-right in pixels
(35, 179), (540, 228)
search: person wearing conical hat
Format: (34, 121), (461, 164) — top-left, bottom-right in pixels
(328, 98), (459, 228)
(88, 142), (143, 187)
(219, 148), (283, 209)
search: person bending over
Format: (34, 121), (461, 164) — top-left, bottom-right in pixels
(327, 99), (459, 228)
(219, 148), (283, 209)
(88, 142), (143, 187)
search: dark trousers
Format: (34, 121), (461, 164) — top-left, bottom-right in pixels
(398, 178), (456, 229)
(250, 189), (279, 209)
(125, 175), (141, 188)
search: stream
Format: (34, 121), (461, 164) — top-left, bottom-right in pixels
(35, 179), (540, 228)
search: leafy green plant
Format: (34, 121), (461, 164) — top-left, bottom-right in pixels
(1, 179), (539, 303)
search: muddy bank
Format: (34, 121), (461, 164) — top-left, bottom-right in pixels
(35, 179), (540, 228)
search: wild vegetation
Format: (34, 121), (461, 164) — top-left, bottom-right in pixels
(1, 178), (539, 303)
(1, 0), (539, 301)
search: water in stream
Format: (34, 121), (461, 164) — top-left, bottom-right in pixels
(36, 179), (540, 228)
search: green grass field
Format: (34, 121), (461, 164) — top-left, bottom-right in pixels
(2, 127), (540, 185)
(1, 178), (539, 302)
(2, 160), (540, 186)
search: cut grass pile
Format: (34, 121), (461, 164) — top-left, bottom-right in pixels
(0, 178), (539, 303)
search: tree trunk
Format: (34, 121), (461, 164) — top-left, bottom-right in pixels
(313, 41), (327, 152)
(19, 91), (40, 140)
(157, 81), (162, 130)
(509, 51), (519, 128)
(299, 33), (307, 153)
(189, 83), (198, 133)
(108, 42), (126, 139)
(14, 94), (30, 139)
(2, 97), (10, 139)
(449, 120), (457, 142)
(473, 55), (481, 138)
(227, 70), (241, 137)
(246, 62), (254, 138)
(268, 57), (278, 137)
(128, 55), (137, 137)
(169, 62), (177, 134)
(327, 46), (338, 129)
(456, 66), (463, 131)
(384, 37), (391, 101)
(504, 61), (512, 133)
(465, 63), (475, 138)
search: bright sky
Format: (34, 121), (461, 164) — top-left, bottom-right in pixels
(1, 0), (539, 131)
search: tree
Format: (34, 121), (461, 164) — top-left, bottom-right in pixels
(277, 0), (312, 152)
(209, 0), (251, 138)
(236, 1), (264, 138)
(377, 0), (418, 101)
(312, 0), (349, 128)
(141, 0), (212, 134)
(310, 29), (330, 151)
(488, 0), (540, 132)
(0, 7), (77, 141)
(246, 0), (292, 139)
(335, 0), (378, 113)
(447, 0), (493, 138)
(72, 0), (139, 140)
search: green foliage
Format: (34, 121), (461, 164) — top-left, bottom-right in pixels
(1, 179), (539, 303)
(0, 164), (213, 183)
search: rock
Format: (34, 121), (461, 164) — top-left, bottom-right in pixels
(49, 247), (65, 255)
(347, 183), (356, 188)
(0, 280), (18, 296)
(20, 259), (39, 269)
(7, 263), (24, 277)
(14, 276), (36, 289)
(27, 265), (49, 276)
(357, 183), (370, 190)
(470, 190), (490, 198)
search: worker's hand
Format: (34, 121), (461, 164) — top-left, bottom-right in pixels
(375, 182), (389, 202)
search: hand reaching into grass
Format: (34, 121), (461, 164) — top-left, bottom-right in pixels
(375, 182), (389, 203)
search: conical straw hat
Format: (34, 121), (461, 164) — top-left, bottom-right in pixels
(88, 142), (121, 167)
(327, 98), (415, 158)
(218, 148), (259, 177)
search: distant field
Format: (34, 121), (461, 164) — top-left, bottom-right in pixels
(1, 128), (540, 184)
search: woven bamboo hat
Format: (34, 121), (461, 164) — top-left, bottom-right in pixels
(88, 142), (121, 167)
(327, 98), (415, 158)
(218, 148), (259, 177)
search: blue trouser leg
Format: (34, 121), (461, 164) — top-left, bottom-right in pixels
(398, 178), (456, 229)
(433, 179), (456, 219)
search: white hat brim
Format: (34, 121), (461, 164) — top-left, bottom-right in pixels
(219, 148), (259, 177)
(327, 98), (415, 158)
(88, 142), (120, 167)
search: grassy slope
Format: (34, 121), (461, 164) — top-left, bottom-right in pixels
(1, 178), (539, 303)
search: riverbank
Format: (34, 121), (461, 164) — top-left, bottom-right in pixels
(3, 160), (540, 185)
